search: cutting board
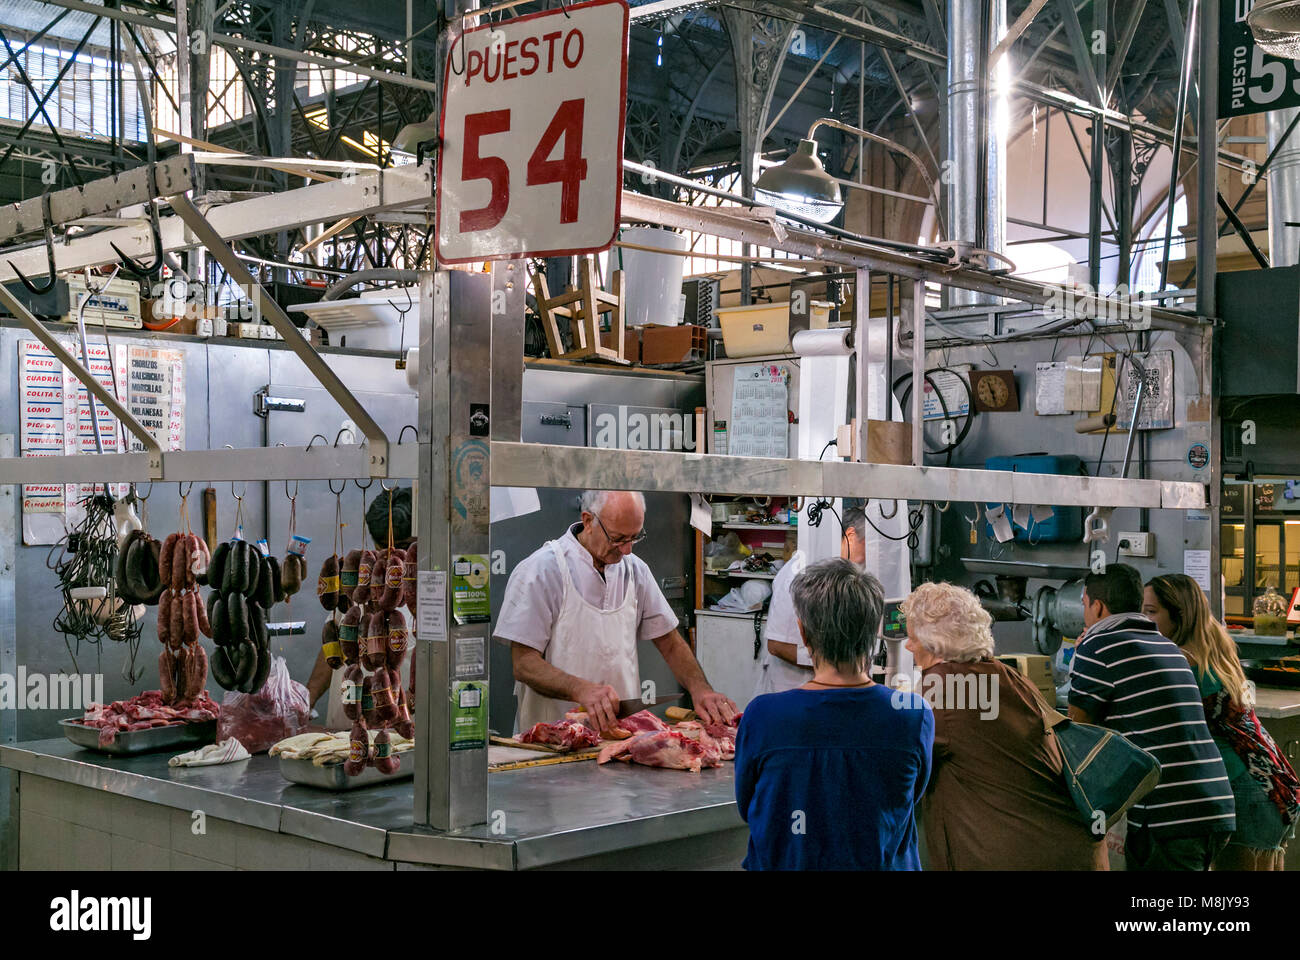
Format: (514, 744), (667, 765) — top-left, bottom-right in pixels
(489, 734), (606, 757)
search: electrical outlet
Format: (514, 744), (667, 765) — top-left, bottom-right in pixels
(1118, 531), (1153, 558)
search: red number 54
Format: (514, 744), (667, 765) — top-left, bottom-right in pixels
(459, 98), (588, 233)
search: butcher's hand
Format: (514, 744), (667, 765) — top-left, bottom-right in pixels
(574, 681), (621, 735)
(692, 688), (738, 726)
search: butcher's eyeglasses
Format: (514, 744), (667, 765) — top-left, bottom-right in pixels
(594, 514), (648, 546)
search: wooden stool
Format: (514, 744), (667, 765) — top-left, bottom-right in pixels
(531, 257), (629, 364)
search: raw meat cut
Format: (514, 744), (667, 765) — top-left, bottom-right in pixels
(564, 709), (631, 739)
(618, 709), (670, 733)
(671, 720), (725, 764)
(597, 729), (723, 773)
(74, 690), (222, 748)
(519, 718), (601, 752)
(696, 713), (742, 761)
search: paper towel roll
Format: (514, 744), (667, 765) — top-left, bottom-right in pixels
(792, 328), (852, 357)
(405, 347), (419, 390)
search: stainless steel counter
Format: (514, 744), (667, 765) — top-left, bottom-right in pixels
(0, 740), (745, 870)
(1254, 686), (1300, 720)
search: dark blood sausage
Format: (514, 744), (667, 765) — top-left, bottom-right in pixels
(226, 592), (249, 644)
(209, 593), (229, 645)
(210, 645), (237, 690)
(322, 618), (344, 670)
(266, 555), (284, 604)
(243, 544), (261, 599)
(317, 555), (340, 610)
(256, 555), (274, 609)
(342, 664), (364, 720)
(208, 541), (230, 595)
(231, 639), (257, 690)
(115, 530), (145, 604)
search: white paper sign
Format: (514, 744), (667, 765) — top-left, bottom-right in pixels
(1034, 362), (1068, 415)
(418, 570), (449, 642)
(436, 0), (629, 262)
(689, 493), (713, 538)
(1183, 549), (1212, 591)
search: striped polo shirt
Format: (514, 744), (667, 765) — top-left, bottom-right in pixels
(1069, 612), (1235, 839)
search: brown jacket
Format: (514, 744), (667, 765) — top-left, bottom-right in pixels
(919, 659), (1107, 870)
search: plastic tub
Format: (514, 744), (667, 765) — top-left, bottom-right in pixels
(718, 301), (830, 358)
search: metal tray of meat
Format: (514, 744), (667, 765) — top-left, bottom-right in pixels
(279, 755), (414, 791)
(59, 718), (217, 756)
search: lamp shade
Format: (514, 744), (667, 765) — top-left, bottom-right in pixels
(1249, 0), (1300, 58)
(754, 139), (844, 223)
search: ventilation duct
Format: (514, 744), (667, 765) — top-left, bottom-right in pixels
(1267, 107), (1300, 268)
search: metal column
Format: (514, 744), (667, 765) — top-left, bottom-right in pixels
(946, 0), (1006, 306)
(1197, 0), (1221, 617)
(1267, 107), (1300, 268)
(908, 279), (925, 465)
(414, 270), (492, 831)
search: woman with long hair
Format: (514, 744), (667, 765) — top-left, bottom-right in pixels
(1144, 574), (1300, 870)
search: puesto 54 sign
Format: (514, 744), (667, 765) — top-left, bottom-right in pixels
(1221, 0), (1300, 118)
(437, 0), (629, 263)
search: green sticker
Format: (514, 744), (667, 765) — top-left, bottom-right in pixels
(450, 680), (488, 751)
(451, 554), (491, 624)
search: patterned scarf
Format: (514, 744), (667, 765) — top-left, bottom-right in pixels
(1204, 690), (1300, 826)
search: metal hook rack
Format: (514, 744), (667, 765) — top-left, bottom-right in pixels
(7, 192), (57, 295)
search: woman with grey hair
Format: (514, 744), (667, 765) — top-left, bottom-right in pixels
(735, 558), (933, 870)
(901, 581), (1105, 870)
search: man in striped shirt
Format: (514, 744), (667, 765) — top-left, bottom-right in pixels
(1068, 564), (1235, 870)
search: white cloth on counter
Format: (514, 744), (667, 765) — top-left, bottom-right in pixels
(495, 522), (678, 653)
(169, 738), (250, 767)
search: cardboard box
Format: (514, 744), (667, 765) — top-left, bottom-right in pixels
(995, 654), (1056, 702)
(639, 324), (705, 365)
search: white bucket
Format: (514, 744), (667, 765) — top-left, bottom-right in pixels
(618, 226), (688, 326)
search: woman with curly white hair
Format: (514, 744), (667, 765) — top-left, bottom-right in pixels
(901, 581), (1106, 870)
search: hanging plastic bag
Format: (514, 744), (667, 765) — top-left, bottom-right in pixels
(216, 655), (311, 753)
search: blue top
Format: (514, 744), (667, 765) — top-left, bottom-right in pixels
(734, 685), (934, 871)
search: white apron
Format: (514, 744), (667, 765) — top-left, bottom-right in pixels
(514, 541), (640, 733)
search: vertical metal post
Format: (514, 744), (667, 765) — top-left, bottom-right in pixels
(909, 279), (925, 466)
(1159, 0), (1198, 292)
(415, 270), (492, 831)
(0, 433), (16, 871)
(490, 259), (525, 444)
(855, 267), (871, 464)
(1198, 0), (1221, 615)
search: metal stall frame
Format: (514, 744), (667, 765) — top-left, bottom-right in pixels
(0, 159), (1210, 837)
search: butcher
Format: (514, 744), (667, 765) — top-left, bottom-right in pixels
(497, 489), (738, 735)
(754, 503), (909, 698)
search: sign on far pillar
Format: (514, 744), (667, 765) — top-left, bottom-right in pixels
(437, 0), (630, 263)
